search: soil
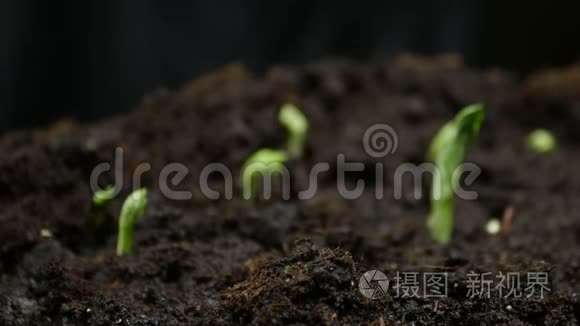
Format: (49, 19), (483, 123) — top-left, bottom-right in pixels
(2, 54), (580, 325)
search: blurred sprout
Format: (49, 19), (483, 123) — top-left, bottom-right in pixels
(241, 149), (288, 200)
(427, 103), (485, 244)
(92, 185), (116, 206)
(527, 129), (557, 154)
(116, 188), (148, 256)
(278, 103), (308, 158)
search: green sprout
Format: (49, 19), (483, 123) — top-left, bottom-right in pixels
(278, 103), (308, 158)
(527, 129), (557, 154)
(241, 149), (288, 200)
(116, 188), (148, 256)
(88, 185), (117, 228)
(427, 103), (484, 244)
(92, 185), (116, 206)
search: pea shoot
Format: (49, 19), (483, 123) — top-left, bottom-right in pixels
(278, 103), (308, 159)
(92, 185), (116, 206)
(241, 149), (288, 200)
(427, 103), (484, 244)
(89, 185), (117, 228)
(116, 188), (148, 256)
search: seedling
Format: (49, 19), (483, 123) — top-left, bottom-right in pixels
(241, 149), (288, 200)
(116, 188), (148, 256)
(527, 129), (557, 154)
(278, 103), (309, 158)
(89, 185), (116, 228)
(92, 185), (116, 206)
(427, 103), (484, 244)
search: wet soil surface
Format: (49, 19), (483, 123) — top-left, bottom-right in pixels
(2, 55), (580, 325)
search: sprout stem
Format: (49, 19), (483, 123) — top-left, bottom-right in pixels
(278, 103), (308, 159)
(241, 149), (288, 200)
(116, 188), (148, 256)
(428, 103), (484, 244)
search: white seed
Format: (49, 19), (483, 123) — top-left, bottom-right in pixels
(485, 219), (501, 235)
(40, 229), (52, 238)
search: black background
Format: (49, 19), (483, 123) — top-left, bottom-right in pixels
(1, 1), (579, 133)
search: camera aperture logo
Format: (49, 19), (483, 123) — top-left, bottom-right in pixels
(358, 270), (389, 299)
